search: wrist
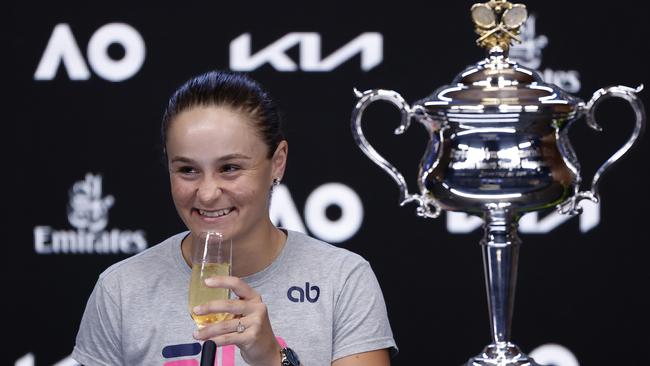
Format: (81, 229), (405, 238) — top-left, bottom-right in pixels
(251, 342), (282, 366)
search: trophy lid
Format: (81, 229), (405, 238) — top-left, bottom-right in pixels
(417, 0), (581, 116)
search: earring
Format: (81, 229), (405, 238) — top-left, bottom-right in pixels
(272, 177), (281, 186)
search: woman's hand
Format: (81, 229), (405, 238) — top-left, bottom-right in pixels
(192, 276), (282, 366)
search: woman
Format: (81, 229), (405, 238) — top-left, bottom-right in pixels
(72, 70), (396, 365)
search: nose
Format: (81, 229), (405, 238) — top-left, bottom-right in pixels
(197, 176), (223, 204)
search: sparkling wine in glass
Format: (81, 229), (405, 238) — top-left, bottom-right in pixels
(188, 231), (233, 328)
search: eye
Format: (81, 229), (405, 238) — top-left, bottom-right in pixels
(177, 166), (198, 175)
(221, 164), (241, 174)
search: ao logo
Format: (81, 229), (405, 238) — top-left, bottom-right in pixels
(34, 23), (145, 82)
(510, 14), (581, 93)
(447, 200), (600, 233)
(230, 32), (382, 72)
(270, 183), (364, 243)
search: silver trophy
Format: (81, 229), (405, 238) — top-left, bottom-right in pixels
(351, 1), (645, 365)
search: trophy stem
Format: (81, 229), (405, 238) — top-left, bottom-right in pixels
(482, 208), (519, 345)
(468, 207), (539, 366)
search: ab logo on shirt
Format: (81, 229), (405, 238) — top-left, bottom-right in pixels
(287, 282), (320, 303)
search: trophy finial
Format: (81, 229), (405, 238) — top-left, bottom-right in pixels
(471, 0), (528, 55)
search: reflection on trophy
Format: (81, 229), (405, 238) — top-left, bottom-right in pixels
(351, 1), (646, 365)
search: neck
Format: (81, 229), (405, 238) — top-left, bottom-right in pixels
(181, 220), (287, 277)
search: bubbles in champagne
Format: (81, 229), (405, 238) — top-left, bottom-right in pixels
(188, 262), (232, 328)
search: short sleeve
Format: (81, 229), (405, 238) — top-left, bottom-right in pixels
(71, 278), (123, 366)
(332, 260), (397, 361)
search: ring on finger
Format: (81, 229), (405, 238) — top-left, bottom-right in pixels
(236, 319), (245, 333)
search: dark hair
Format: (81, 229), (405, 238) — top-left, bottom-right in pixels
(162, 70), (284, 158)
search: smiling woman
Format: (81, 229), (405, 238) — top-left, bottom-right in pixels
(71, 70), (397, 366)
(166, 105), (288, 275)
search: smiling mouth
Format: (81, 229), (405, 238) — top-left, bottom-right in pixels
(197, 208), (235, 218)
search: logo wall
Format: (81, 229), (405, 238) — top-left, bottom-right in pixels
(33, 173), (147, 254)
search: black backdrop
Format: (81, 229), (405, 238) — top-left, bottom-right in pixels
(6, 1), (649, 365)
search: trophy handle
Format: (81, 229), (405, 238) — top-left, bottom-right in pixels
(560, 85), (646, 215)
(351, 88), (441, 218)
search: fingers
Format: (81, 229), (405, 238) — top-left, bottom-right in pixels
(194, 275), (275, 358)
(192, 298), (248, 318)
(193, 304), (268, 344)
(193, 316), (249, 341)
(191, 294), (279, 364)
(193, 299), (268, 324)
(204, 276), (262, 302)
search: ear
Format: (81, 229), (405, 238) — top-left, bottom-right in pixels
(271, 140), (288, 182)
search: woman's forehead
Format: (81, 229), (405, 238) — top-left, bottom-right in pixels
(166, 106), (265, 159)
(173, 105), (253, 127)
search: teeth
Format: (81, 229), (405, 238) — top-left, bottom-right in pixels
(199, 208), (233, 217)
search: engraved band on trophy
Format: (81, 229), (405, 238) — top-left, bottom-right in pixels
(351, 1), (646, 365)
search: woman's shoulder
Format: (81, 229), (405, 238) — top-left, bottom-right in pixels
(285, 230), (369, 268)
(97, 231), (187, 283)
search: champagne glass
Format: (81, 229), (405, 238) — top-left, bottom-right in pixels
(188, 231), (233, 328)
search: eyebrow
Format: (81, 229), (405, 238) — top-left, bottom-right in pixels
(170, 154), (252, 164)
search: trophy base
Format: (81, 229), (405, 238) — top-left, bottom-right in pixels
(466, 343), (540, 366)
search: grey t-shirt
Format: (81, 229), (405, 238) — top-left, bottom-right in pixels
(72, 230), (396, 365)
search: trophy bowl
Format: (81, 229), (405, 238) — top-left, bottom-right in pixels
(351, 1), (645, 365)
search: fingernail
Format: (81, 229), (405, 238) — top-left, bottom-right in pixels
(193, 330), (200, 339)
(204, 277), (215, 286)
(193, 306), (202, 314)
